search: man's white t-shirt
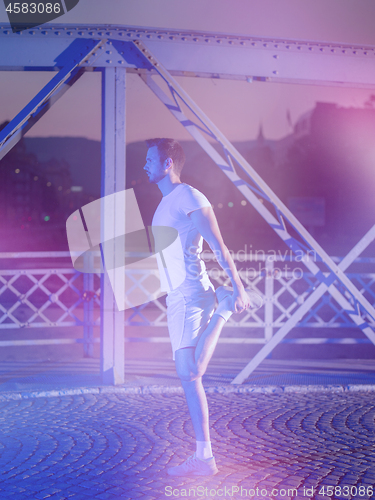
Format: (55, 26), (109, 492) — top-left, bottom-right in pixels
(152, 183), (212, 293)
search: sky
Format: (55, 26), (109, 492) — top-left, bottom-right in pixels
(1, 0), (375, 143)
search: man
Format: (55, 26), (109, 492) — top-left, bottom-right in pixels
(144, 138), (262, 476)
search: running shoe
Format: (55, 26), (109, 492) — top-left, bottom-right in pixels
(167, 453), (218, 476)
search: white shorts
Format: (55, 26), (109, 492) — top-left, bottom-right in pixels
(166, 283), (216, 360)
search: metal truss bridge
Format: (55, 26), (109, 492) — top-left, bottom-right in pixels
(0, 24), (374, 384)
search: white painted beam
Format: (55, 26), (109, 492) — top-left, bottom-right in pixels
(100, 67), (126, 385)
(1, 24), (375, 86)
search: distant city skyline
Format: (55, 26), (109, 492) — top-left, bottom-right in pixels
(4, 99), (374, 253)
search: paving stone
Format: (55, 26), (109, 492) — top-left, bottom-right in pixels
(0, 392), (374, 499)
(94, 493), (118, 500)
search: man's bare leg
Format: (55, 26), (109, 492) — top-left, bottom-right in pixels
(179, 374), (209, 441)
(194, 314), (226, 376)
(175, 314), (225, 381)
(167, 353), (220, 476)
(174, 315), (226, 447)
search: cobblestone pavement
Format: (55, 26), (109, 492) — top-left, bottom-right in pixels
(0, 392), (374, 500)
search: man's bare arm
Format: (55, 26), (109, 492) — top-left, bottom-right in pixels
(189, 206), (250, 313)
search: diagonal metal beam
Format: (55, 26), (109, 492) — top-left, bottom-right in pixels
(132, 40), (375, 325)
(134, 46), (375, 381)
(232, 224), (375, 383)
(138, 70), (375, 335)
(139, 71), (375, 378)
(0, 38), (105, 161)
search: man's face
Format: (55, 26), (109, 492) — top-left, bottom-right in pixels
(144, 146), (167, 184)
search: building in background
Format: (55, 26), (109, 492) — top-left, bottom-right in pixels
(1, 100), (374, 253)
(0, 122), (92, 250)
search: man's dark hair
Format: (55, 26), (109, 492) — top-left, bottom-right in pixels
(146, 138), (186, 177)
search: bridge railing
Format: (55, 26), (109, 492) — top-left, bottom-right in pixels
(0, 251), (374, 355)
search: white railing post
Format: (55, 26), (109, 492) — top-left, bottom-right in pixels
(264, 257), (274, 344)
(83, 251), (94, 358)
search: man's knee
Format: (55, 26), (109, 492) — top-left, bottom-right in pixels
(176, 363), (204, 382)
(175, 349), (204, 381)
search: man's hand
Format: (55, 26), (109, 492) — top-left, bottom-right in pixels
(231, 286), (251, 313)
